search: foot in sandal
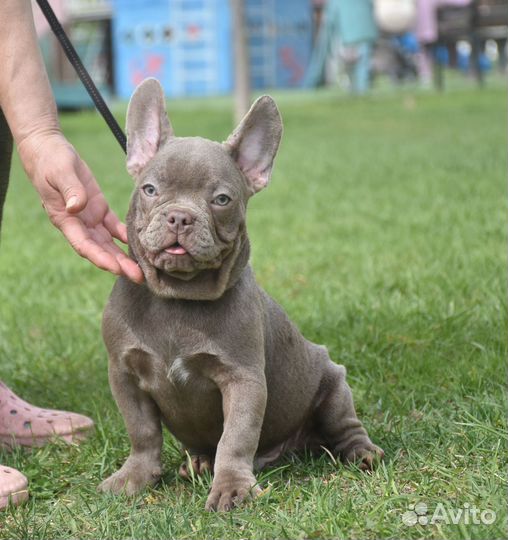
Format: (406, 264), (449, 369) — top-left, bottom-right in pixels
(0, 381), (94, 447)
(0, 466), (28, 510)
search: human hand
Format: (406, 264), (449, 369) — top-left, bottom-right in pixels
(17, 132), (144, 283)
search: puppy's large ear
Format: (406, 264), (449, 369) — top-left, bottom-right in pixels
(126, 78), (174, 177)
(224, 96), (283, 193)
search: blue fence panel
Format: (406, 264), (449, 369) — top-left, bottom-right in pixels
(273, 0), (312, 88)
(112, 0), (232, 99)
(245, 0), (313, 89)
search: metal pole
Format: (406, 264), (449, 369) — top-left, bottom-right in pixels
(231, 0), (251, 124)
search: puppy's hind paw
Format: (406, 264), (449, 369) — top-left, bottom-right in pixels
(341, 442), (384, 471)
(178, 454), (213, 480)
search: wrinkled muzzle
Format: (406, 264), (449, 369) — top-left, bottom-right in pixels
(136, 204), (230, 277)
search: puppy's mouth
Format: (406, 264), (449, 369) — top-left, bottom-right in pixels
(164, 242), (187, 256)
(142, 234), (226, 280)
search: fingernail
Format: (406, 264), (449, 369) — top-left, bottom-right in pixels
(66, 196), (78, 210)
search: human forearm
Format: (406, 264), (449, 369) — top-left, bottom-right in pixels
(0, 0), (60, 149)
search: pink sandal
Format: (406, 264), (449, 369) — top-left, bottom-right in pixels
(0, 466), (28, 510)
(0, 381), (94, 447)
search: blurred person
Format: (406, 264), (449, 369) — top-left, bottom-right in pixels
(305, 0), (378, 95)
(414, 0), (472, 86)
(0, 0), (143, 509)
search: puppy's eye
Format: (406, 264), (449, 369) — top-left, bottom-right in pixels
(212, 194), (231, 206)
(142, 183), (157, 197)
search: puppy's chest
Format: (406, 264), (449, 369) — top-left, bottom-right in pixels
(123, 345), (217, 397)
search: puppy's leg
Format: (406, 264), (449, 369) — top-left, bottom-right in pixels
(205, 371), (267, 511)
(315, 362), (384, 470)
(99, 360), (163, 496)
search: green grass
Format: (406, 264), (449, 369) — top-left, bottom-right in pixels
(0, 83), (506, 539)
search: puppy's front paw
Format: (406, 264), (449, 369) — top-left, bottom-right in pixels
(205, 469), (261, 512)
(98, 456), (162, 496)
(342, 442), (384, 471)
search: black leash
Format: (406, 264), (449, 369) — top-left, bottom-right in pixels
(36, 0), (127, 153)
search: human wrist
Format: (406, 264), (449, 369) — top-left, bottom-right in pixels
(16, 128), (71, 181)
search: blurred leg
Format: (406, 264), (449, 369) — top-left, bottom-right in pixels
(353, 42), (373, 95)
(416, 44), (435, 87)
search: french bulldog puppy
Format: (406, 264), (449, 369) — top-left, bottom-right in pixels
(99, 78), (383, 511)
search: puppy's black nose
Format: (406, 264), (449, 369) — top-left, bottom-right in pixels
(168, 209), (194, 232)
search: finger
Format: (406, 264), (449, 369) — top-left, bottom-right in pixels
(77, 238), (123, 275)
(51, 170), (89, 214)
(59, 218), (122, 275)
(117, 255), (145, 284)
(91, 228), (144, 283)
(99, 220), (144, 283)
(104, 210), (129, 244)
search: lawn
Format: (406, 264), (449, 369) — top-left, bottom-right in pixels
(0, 83), (506, 540)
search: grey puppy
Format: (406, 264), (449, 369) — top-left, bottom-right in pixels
(99, 78), (383, 511)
